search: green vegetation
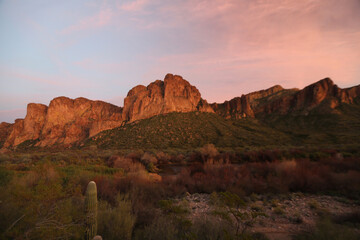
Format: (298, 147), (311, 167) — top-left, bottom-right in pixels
(263, 98), (360, 147)
(294, 217), (360, 240)
(84, 112), (292, 150)
(82, 98), (360, 152)
(0, 145), (359, 239)
(98, 194), (136, 240)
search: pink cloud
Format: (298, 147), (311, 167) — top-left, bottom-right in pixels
(0, 66), (61, 86)
(118, 0), (150, 12)
(0, 65), (101, 89)
(60, 8), (113, 35)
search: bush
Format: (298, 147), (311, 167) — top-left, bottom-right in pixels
(134, 216), (178, 240)
(98, 194), (136, 240)
(199, 144), (219, 163)
(294, 218), (360, 240)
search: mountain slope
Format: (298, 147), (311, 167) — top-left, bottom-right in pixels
(83, 112), (292, 150)
(83, 96), (360, 150)
(262, 97), (360, 146)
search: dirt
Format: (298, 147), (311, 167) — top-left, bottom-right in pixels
(174, 193), (360, 240)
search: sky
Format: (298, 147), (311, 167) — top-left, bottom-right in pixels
(1, 0), (360, 123)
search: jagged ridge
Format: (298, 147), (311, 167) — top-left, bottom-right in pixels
(211, 78), (360, 119)
(0, 74), (359, 149)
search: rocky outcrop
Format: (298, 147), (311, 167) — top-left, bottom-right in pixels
(211, 96), (254, 119)
(0, 122), (13, 148)
(38, 97), (123, 147)
(212, 78), (360, 118)
(3, 103), (47, 148)
(211, 85), (287, 119)
(3, 97), (123, 148)
(122, 74), (213, 122)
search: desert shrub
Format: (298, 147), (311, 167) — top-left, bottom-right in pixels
(155, 151), (171, 164)
(159, 155), (360, 198)
(93, 175), (117, 204)
(0, 163), (85, 239)
(98, 194), (136, 240)
(112, 155), (144, 173)
(158, 199), (189, 215)
(289, 212), (304, 224)
(211, 191), (263, 235)
(309, 199), (320, 210)
(0, 166), (13, 185)
(134, 216), (179, 240)
(0, 154), (11, 163)
(190, 217), (236, 240)
(129, 179), (165, 226)
(126, 151), (144, 162)
(199, 144), (219, 163)
(294, 218), (360, 240)
(273, 206), (285, 215)
(141, 152), (159, 172)
(332, 211), (360, 228)
(105, 155), (118, 167)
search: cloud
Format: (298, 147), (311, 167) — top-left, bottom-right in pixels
(118, 0), (150, 12)
(60, 7), (113, 34)
(0, 66), (61, 86)
(135, 0), (360, 99)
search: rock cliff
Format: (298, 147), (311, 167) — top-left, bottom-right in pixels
(212, 78), (360, 118)
(122, 73), (213, 122)
(3, 97), (123, 148)
(0, 122), (13, 148)
(3, 103), (47, 148)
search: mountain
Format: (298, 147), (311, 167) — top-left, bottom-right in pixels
(0, 74), (359, 149)
(2, 98), (123, 148)
(211, 78), (360, 119)
(122, 73), (213, 122)
(0, 74), (212, 148)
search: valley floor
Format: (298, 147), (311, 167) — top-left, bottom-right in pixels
(174, 193), (360, 240)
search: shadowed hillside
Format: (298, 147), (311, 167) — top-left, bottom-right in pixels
(84, 112), (291, 150)
(83, 97), (360, 150)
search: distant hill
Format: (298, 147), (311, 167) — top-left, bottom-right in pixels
(0, 73), (359, 150)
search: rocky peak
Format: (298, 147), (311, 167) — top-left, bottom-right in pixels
(122, 74), (213, 122)
(291, 78), (336, 110)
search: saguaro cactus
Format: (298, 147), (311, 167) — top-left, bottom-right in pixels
(85, 181), (98, 240)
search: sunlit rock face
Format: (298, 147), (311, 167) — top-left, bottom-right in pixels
(3, 97), (123, 147)
(212, 78), (360, 118)
(122, 73), (214, 122)
(3, 103), (47, 148)
(0, 122), (14, 148)
(38, 97), (123, 147)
